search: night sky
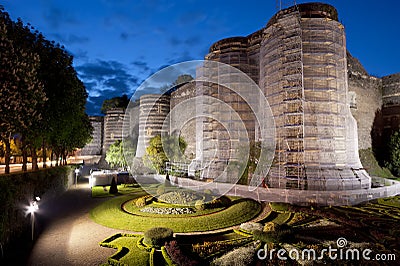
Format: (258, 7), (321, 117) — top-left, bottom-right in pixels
(3, 0), (400, 115)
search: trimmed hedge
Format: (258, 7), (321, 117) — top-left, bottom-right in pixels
(144, 227), (174, 248)
(0, 166), (72, 248)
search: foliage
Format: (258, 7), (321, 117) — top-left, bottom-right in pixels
(0, 6), (92, 172)
(192, 238), (254, 260)
(236, 141), (263, 185)
(253, 223), (293, 243)
(101, 94), (129, 114)
(143, 227), (174, 248)
(165, 240), (199, 266)
(211, 246), (256, 266)
(173, 74), (194, 86)
(158, 190), (201, 205)
(207, 196), (231, 208)
(0, 166), (71, 249)
(386, 130), (400, 176)
(359, 148), (394, 178)
(194, 200), (206, 211)
(144, 135), (187, 174)
(106, 139), (136, 169)
(135, 195), (153, 207)
(0, 9), (46, 173)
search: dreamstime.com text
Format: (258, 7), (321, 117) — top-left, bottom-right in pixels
(257, 237), (396, 262)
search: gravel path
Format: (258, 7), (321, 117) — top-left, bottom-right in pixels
(28, 178), (124, 266)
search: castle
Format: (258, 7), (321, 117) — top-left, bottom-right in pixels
(81, 3), (400, 191)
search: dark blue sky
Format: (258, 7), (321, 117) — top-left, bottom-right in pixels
(3, 0), (399, 115)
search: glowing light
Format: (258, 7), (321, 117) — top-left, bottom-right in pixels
(27, 201), (39, 214)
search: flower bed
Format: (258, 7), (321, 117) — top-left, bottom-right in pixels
(140, 206), (195, 215)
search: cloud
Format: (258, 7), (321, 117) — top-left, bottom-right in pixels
(120, 32), (129, 40)
(42, 7), (79, 29)
(76, 59), (141, 115)
(131, 60), (151, 72)
(50, 33), (90, 45)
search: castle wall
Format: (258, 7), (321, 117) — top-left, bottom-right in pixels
(79, 116), (103, 155)
(136, 94), (170, 157)
(347, 53), (382, 150)
(103, 108), (126, 154)
(170, 82), (197, 159)
(382, 73), (400, 135)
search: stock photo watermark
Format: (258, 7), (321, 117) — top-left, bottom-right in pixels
(257, 237), (396, 262)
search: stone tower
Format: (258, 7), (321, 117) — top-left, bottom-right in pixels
(260, 3), (370, 190)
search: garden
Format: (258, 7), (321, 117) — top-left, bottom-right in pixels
(89, 182), (400, 266)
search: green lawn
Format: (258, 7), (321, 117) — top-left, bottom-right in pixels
(90, 194), (262, 232)
(91, 184), (143, 197)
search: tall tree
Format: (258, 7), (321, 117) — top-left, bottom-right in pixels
(144, 135), (186, 174)
(106, 139), (137, 169)
(101, 94), (129, 114)
(0, 9), (46, 173)
(386, 130), (400, 177)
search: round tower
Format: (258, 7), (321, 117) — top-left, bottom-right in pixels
(136, 94), (170, 157)
(260, 3), (370, 190)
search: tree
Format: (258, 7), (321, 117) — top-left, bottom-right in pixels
(173, 74), (193, 86)
(0, 9), (46, 173)
(144, 135), (187, 174)
(101, 94), (129, 114)
(386, 130), (400, 176)
(34, 34), (92, 166)
(0, 6), (92, 171)
(106, 139), (136, 169)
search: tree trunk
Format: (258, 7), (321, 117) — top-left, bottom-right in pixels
(63, 150), (67, 165)
(22, 146), (28, 172)
(31, 147), (38, 170)
(42, 139), (46, 168)
(55, 152), (59, 167)
(5, 138), (10, 174)
(50, 151), (53, 167)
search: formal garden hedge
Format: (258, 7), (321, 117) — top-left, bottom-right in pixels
(0, 166), (73, 249)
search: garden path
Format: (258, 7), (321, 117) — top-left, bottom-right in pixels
(28, 177), (129, 266)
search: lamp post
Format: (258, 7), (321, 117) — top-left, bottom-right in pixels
(27, 197), (40, 241)
(75, 168), (80, 188)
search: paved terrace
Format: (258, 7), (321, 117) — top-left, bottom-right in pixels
(136, 175), (400, 206)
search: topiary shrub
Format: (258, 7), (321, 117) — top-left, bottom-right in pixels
(109, 176), (118, 194)
(135, 195), (154, 207)
(208, 196), (231, 208)
(135, 197), (147, 207)
(194, 200), (206, 211)
(144, 227), (174, 248)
